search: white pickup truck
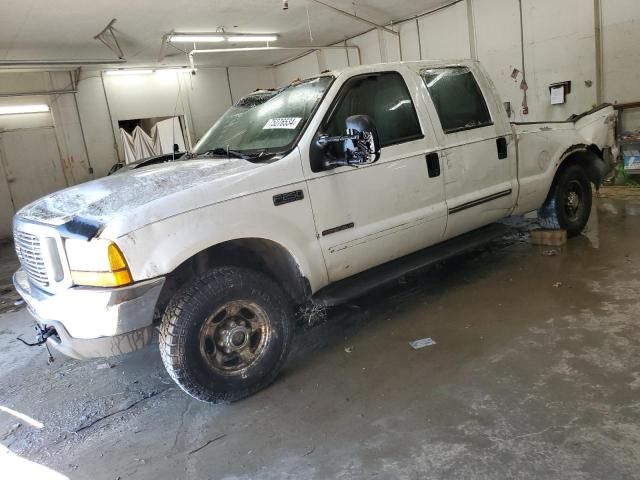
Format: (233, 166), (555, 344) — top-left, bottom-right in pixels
(13, 60), (616, 403)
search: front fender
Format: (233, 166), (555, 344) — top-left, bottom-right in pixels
(115, 185), (328, 293)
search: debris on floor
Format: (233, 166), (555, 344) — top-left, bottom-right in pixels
(297, 302), (328, 328)
(409, 337), (437, 350)
(344, 346), (354, 353)
(96, 362), (114, 370)
(553, 282), (563, 288)
(1, 423), (21, 440)
(0, 283), (23, 314)
(541, 249), (558, 256)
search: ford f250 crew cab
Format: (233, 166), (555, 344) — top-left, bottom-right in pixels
(13, 60), (616, 403)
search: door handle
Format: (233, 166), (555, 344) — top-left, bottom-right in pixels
(426, 152), (440, 178)
(496, 137), (508, 160)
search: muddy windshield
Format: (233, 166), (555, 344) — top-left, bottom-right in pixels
(193, 76), (334, 159)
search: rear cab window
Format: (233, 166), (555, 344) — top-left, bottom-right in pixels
(420, 67), (493, 134)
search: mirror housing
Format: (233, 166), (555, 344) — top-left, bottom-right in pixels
(314, 114), (381, 170)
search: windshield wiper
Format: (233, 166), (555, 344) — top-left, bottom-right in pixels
(200, 148), (279, 163)
(200, 147), (252, 160)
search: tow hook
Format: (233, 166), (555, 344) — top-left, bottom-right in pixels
(17, 324), (56, 364)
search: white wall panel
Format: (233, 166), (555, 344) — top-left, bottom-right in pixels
(275, 53), (319, 87)
(228, 67), (276, 104)
(0, 73), (53, 131)
(474, 0), (524, 121)
(75, 74), (120, 178)
(323, 48), (351, 71)
(399, 20), (421, 61)
(382, 29), (401, 62)
(0, 158), (14, 238)
(602, 0), (640, 104)
(418, 1), (470, 61)
(349, 30), (383, 65)
(103, 72), (191, 126)
(0, 73), (55, 237)
(522, 0), (596, 121)
(47, 71), (92, 185)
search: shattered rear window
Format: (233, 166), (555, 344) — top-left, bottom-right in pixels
(421, 67), (493, 134)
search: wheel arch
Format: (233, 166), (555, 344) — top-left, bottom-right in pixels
(541, 144), (604, 207)
(556, 143), (608, 189)
(155, 238), (313, 321)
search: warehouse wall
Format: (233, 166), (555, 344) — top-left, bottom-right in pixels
(602, 0), (640, 103)
(0, 72), (77, 239)
(77, 66), (276, 176)
(274, 0), (639, 124)
(0, 66), (275, 238)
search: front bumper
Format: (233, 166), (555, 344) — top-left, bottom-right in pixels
(13, 269), (165, 359)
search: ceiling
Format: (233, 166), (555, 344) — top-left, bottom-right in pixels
(0, 0), (450, 68)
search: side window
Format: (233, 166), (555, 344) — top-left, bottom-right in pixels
(421, 67), (492, 134)
(324, 72), (422, 147)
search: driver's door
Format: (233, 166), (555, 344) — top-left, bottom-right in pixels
(302, 70), (447, 282)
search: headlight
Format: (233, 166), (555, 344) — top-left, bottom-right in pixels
(65, 239), (133, 287)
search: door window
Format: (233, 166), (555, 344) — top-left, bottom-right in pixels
(324, 72), (422, 148)
(421, 67), (492, 134)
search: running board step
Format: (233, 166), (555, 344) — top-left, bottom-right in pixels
(313, 223), (510, 307)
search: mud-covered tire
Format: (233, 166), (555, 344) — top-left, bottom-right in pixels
(538, 164), (592, 237)
(159, 266), (294, 403)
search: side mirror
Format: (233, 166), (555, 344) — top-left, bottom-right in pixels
(314, 114), (381, 170)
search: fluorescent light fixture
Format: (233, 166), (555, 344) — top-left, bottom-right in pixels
(155, 67), (195, 77)
(169, 33), (279, 43)
(156, 66), (193, 72)
(227, 35), (278, 42)
(0, 104), (49, 115)
(105, 67), (194, 77)
(169, 35), (225, 43)
(106, 69), (153, 76)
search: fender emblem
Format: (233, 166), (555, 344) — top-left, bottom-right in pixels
(273, 190), (304, 206)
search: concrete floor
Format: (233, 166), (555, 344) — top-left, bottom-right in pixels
(1, 193), (640, 479)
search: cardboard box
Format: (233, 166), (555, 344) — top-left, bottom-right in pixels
(530, 228), (567, 247)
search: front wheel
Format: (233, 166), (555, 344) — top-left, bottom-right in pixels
(538, 164), (592, 237)
(159, 266), (294, 403)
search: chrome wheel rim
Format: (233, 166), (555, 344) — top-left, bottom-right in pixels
(199, 300), (271, 375)
(564, 179), (585, 223)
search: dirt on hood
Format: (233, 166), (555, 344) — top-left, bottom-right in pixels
(16, 158), (259, 228)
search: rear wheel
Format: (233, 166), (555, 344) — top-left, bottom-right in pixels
(159, 266), (294, 403)
(538, 164), (592, 237)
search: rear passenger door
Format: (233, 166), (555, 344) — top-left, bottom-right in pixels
(419, 66), (516, 239)
(303, 70), (447, 282)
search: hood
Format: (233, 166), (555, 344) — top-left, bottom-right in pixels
(17, 158), (260, 229)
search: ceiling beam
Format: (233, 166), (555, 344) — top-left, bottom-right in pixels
(93, 18), (126, 59)
(189, 44), (362, 68)
(0, 59), (127, 69)
(0, 89), (77, 97)
(307, 0), (399, 36)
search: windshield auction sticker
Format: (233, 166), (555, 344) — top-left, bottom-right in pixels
(263, 118), (302, 130)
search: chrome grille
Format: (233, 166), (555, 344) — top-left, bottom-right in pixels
(13, 229), (49, 287)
